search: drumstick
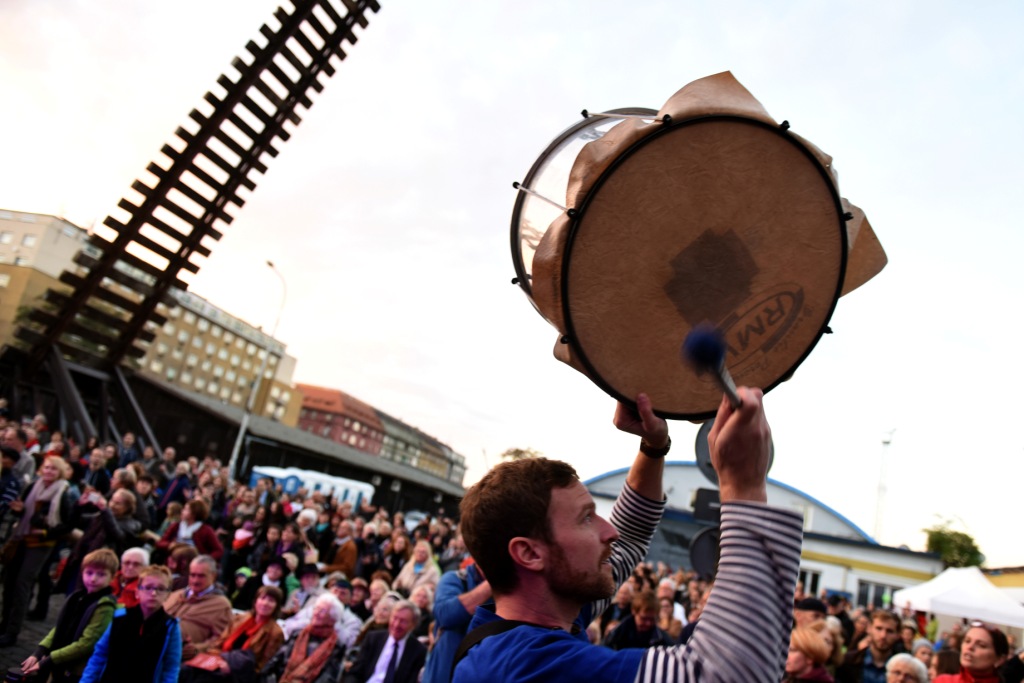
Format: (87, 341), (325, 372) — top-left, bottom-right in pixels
(682, 324), (742, 408)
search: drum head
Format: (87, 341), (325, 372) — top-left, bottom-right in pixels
(562, 116), (847, 419)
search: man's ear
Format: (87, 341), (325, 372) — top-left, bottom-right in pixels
(508, 536), (547, 573)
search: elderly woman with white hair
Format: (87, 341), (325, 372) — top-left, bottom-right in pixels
(263, 592), (349, 683)
(115, 547), (150, 608)
(885, 652), (929, 683)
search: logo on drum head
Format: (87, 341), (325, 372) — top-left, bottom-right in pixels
(719, 286), (805, 368)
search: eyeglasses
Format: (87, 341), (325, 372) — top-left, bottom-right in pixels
(137, 586), (170, 594)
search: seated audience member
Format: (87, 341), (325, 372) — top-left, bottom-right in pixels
(167, 543), (199, 591)
(80, 565), (181, 683)
(343, 600), (427, 683)
(885, 652), (929, 683)
(264, 593), (350, 683)
(114, 547), (150, 608)
(281, 576), (362, 648)
(784, 625), (835, 682)
(409, 584), (434, 642)
(282, 563), (324, 617)
(233, 555), (290, 610)
(602, 589), (675, 651)
(164, 555), (233, 660)
(180, 585), (285, 682)
(393, 540), (441, 597)
(156, 499), (223, 561)
(20, 548), (118, 680)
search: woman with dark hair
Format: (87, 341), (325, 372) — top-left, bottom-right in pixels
(383, 532), (412, 578)
(180, 585), (285, 682)
(156, 498), (223, 560)
(274, 522), (307, 560)
(933, 622), (1010, 683)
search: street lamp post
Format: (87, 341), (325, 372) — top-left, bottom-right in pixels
(226, 260), (286, 483)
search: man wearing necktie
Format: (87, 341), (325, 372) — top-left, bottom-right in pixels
(343, 599), (427, 683)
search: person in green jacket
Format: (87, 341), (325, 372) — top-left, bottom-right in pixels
(20, 547), (118, 680)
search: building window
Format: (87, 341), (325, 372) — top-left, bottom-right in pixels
(0, 274), (10, 288)
(149, 360), (163, 373)
(201, 360), (212, 372)
(171, 348), (184, 361)
(212, 365), (224, 378)
(321, 426), (331, 437)
(270, 386), (280, 398)
(206, 343), (216, 355)
(194, 377), (205, 390)
(155, 342), (168, 356)
(857, 580), (902, 610)
(183, 311), (196, 325)
(181, 371), (192, 384)
(236, 338), (245, 350)
(169, 307), (181, 318)
(207, 382), (218, 395)
(217, 348), (228, 360)
(242, 360), (251, 371)
(21, 234), (37, 248)
(225, 370), (236, 382)
(177, 330), (189, 343)
(197, 319), (209, 332)
(220, 387), (231, 400)
(211, 326), (222, 338)
(16, 213), (36, 223)
(0, 232), (13, 244)
(232, 391), (243, 404)
(798, 569), (821, 599)
(162, 322), (175, 334)
(223, 332), (234, 344)
(247, 343), (257, 355)
(166, 367), (177, 381)
(13, 257), (29, 266)
(231, 354), (240, 367)
(186, 354), (198, 367)
(191, 337), (202, 348)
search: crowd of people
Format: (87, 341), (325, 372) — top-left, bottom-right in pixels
(0, 400), (1022, 683)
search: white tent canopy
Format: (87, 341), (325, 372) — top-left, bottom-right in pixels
(892, 566), (1024, 628)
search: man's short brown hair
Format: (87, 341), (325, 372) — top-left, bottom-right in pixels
(459, 458), (578, 595)
(870, 608), (901, 629)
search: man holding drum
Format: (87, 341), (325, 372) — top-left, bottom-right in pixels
(453, 388), (803, 683)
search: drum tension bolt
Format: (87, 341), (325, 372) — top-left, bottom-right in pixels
(560, 336), (570, 344)
(843, 212), (854, 221)
(780, 120), (791, 131)
(566, 208), (578, 218)
(661, 114), (673, 125)
(823, 326), (833, 334)
(511, 277), (519, 285)
(512, 181), (521, 189)
(581, 109), (590, 118)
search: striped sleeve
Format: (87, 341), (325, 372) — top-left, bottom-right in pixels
(590, 483), (666, 618)
(636, 502), (803, 683)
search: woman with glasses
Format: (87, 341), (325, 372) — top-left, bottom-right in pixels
(884, 653), (928, 683)
(80, 565), (182, 683)
(933, 622), (1010, 683)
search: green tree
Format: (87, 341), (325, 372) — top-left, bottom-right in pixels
(923, 521), (984, 568)
(500, 447), (542, 461)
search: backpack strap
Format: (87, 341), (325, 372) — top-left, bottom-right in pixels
(451, 619), (534, 682)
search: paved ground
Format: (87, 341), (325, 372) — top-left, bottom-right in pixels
(0, 593), (64, 675)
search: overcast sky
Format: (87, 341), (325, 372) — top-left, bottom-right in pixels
(1, 0), (1022, 567)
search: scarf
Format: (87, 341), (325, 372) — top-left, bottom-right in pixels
(15, 477), (67, 538)
(176, 520), (202, 544)
(222, 614), (263, 651)
(281, 624), (337, 683)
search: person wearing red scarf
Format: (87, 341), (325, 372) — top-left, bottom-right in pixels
(180, 585), (285, 682)
(933, 622), (1009, 683)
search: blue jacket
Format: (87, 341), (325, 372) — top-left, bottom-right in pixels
(79, 606), (181, 683)
(422, 564), (487, 683)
